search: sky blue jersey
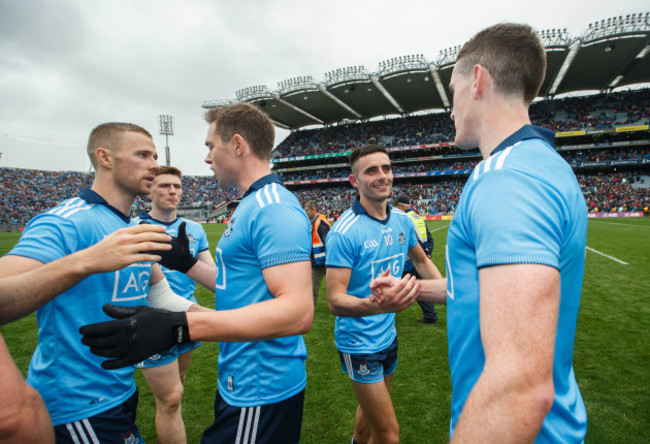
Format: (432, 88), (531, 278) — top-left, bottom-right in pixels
(446, 125), (588, 442)
(5, 189), (152, 426)
(326, 198), (418, 354)
(213, 174), (311, 407)
(134, 212), (209, 301)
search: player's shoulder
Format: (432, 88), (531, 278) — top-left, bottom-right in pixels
(390, 208), (411, 221)
(331, 208), (363, 236)
(472, 138), (565, 182)
(180, 217), (202, 229)
(249, 182), (296, 209)
(43, 197), (96, 221)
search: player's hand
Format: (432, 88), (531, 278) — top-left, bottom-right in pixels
(79, 304), (190, 370)
(369, 270), (420, 312)
(143, 221), (198, 273)
(80, 224), (171, 274)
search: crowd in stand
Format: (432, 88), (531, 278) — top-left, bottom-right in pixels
(286, 171), (649, 221)
(0, 169), (93, 225)
(278, 147), (650, 183)
(1, 166), (648, 224)
(274, 89), (650, 159)
(2, 90), (649, 224)
(0, 168), (237, 224)
(579, 173), (649, 214)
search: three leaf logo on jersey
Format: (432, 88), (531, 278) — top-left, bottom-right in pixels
(224, 217), (236, 237)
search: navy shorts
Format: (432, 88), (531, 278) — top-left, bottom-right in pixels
(339, 336), (398, 384)
(201, 389), (305, 444)
(55, 390), (144, 444)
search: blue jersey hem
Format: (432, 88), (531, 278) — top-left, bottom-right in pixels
(216, 375), (307, 408)
(50, 384), (137, 426)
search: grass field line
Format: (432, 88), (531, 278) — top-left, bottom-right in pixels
(430, 223), (450, 232)
(586, 246), (629, 265)
(588, 220), (650, 228)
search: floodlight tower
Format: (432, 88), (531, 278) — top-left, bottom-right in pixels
(157, 114), (174, 166)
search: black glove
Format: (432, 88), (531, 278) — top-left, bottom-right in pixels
(79, 304), (190, 370)
(142, 221), (198, 272)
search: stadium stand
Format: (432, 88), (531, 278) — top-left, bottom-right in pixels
(2, 89), (649, 225)
(3, 14), (649, 227)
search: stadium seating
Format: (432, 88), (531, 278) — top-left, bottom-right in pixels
(1, 90), (648, 224)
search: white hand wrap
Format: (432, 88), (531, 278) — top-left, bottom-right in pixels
(147, 279), (193, 312)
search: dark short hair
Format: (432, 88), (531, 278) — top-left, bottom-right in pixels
(204, 103), (275, 161)
(87, 122), (152, 168)
(349, 144), (388, 174)
(392, 194), (410, 205)
(456, 23), (546, 103)
(154, 166), (182, 179)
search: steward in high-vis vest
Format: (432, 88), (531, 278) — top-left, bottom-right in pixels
(303, 200), (331, 304)
(392, 194), (438, 324)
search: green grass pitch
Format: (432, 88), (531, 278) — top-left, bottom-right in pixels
(1, 218), (649, 443)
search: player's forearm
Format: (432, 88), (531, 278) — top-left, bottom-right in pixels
(187, 295), (313, 342)
(413, 257), (442, 280)
(326, 291), (383, 317)
(417, 278), (448, 304)
(185, 260), (217, 292)
(0, 336), (54, 442)
(451, 370), (553, 443)
(0, 256), (89, 324)
(0, 383), (55, 443)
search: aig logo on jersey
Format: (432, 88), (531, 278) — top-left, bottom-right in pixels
(224, 217), (236, 237)
(111, 264), (150, 302)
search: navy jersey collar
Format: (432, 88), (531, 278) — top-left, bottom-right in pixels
(79, 188), (132, 223)
(352, 196), (392, 225)
(242, 173), (283, 198)
(138, 211), (179, 227)
(490, 124), (555, 157)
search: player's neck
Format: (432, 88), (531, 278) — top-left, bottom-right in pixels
(359, 195), (388, 220)
(148, 206), (177, 222)
(90, 182), (135, 217)
(236, 160), (272, 195)
(478, 99), (531, 159)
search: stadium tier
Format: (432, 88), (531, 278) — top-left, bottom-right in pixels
(1, 89), (649, 226)
(203, 13), (650, 129)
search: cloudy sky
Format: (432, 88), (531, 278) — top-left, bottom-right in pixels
(0, 0), (647, 175)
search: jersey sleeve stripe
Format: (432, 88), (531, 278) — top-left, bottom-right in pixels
(339, 214), (360, 235)
(271, 182), (281, 203)
(333, 211), (354, 232)
(495, 143), (517, 170)
(483, 154), (495, 174)
(263, 185), (273, 204)
(49, 198), (84, 216)
(255, 189), (266, 208)
(61, 204), (94, 219)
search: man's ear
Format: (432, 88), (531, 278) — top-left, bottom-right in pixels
(231, 134), (246, 157)
(95, 147), (112, 169)
(473, 64), (490, 98)
(349, 174), (358, 188)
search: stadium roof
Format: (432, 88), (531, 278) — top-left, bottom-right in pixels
(203, 13), (650, 130)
